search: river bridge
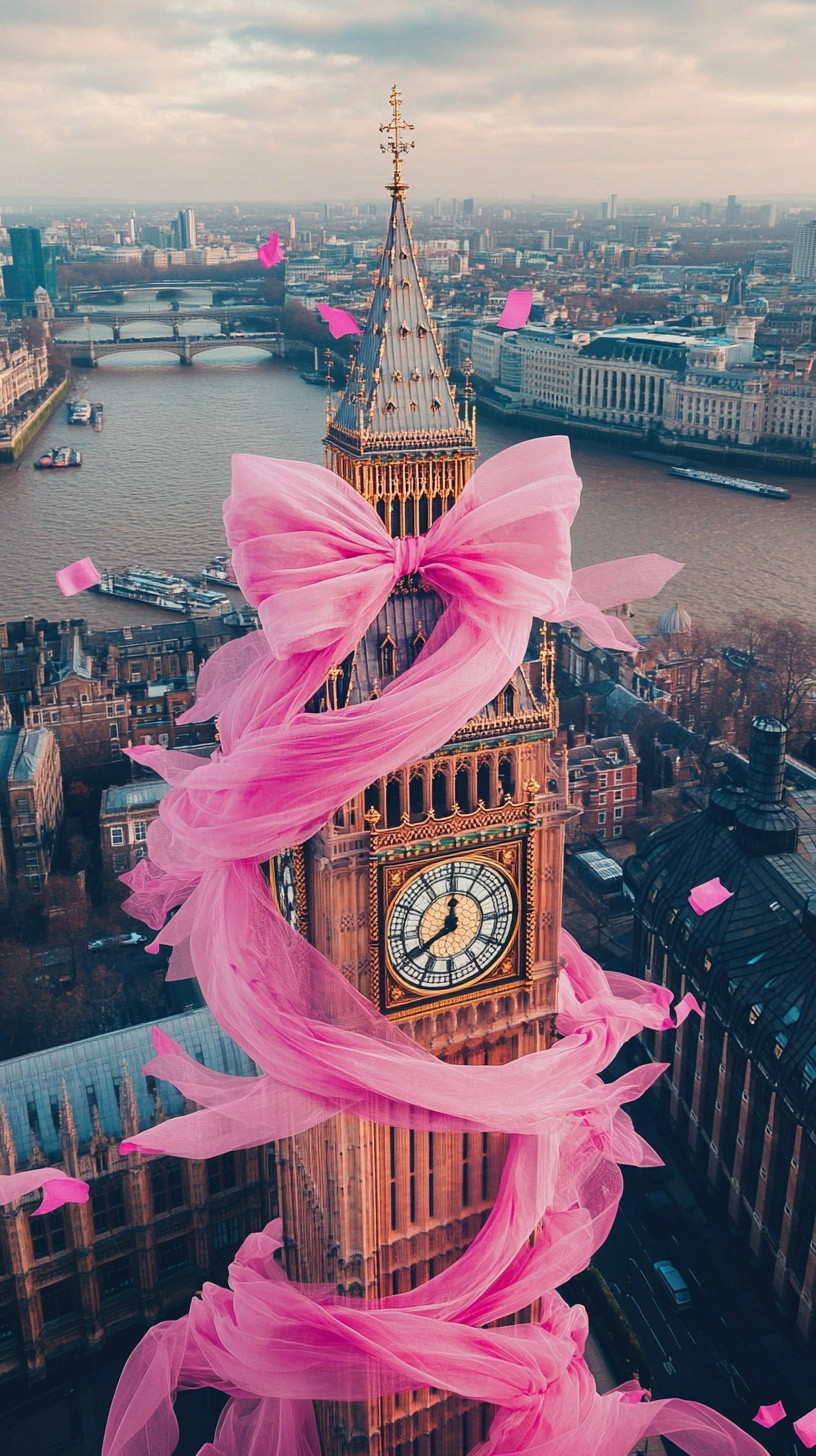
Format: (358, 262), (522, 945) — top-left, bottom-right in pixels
(52, 306), (279, 340)
(57, 333), (286, 366)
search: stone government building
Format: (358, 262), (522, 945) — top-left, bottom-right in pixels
(626, 717), (816, 1340)
(0, 1008), (277, 1433)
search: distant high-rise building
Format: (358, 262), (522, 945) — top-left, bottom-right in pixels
(142, 223), (173, 248)
(126, 213), (136, 244)
(600, 201), (609, 221)
(462, 196), (475, 219)
(791, 219), (816, 280)
(1, 227), (58, 304)
(287, 215), (297, 242)
(609, 192), (618, 220)
(700, 202), (712, 223)
(176, 207), (197, 250)
(725, 193), (741, 224)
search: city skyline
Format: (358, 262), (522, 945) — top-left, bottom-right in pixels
(3, 0), (816, 202)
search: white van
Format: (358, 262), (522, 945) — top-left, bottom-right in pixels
(653, 1260), (692, 1310)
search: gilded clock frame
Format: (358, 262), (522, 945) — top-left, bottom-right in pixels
(384, 851), (520, 999)
(368, 797), (539, 1019)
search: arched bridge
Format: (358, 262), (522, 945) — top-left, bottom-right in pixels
(58, 333), (286, 366)
(52, 306), (279, 341)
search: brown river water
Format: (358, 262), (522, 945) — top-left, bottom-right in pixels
(1, 287), (813, 634)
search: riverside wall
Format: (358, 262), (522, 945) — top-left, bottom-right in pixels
(0, 373), (70, 463)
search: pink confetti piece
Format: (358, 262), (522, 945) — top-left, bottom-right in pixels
(497, 288), (533, 330)
(316, 303), (362, 339)
(674, 991), (705, 1026)
(753, 1402), (786, 1428)
(794, 1408), (816, 1447)
(55, 556), (101, 596)
(257, 231), (284, 268)
(688, 876), (734, 915)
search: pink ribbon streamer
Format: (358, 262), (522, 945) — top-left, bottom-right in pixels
(257, 231), (284, 268)
(497, 288), (534, 329)
(316, 302), (362, 338)
(104, 952), (768, 1456)
(98, 436), (760, 1455)
(0, 1168), (89, 1214)
(55, 556), (101, 596)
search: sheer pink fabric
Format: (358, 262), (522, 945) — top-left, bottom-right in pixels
(101, 438), (758, 1455)
(119, 440), (681, 1158)
(0, 1169), (89, 1214)
(104, 986), (763, 1456)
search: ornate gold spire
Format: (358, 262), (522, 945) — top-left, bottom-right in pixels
(379, 84), (414, 197)
(325, 89), (477, 535)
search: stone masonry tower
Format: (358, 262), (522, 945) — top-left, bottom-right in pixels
(271, 89), (571, 1456)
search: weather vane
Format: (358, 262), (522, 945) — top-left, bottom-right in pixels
(379, 84), (414, 194)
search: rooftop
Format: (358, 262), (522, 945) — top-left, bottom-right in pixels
(101, 779), (170, 814)
(0, 1008), (256, 1163)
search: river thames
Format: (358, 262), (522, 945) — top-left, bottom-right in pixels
(1, 291), (814, 632)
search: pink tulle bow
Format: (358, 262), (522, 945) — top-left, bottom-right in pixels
(0, 1168), (89, 1213)
(55, 556), (101, 596)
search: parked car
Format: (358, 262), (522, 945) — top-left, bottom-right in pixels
(87, 932), (149, 951)
(653, 1260), (692, 1310)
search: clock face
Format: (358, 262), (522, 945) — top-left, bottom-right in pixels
(273, 848), (300, 932)
(386, 857), (518, 993)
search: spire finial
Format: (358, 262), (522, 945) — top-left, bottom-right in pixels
(380, 84), (414, 196)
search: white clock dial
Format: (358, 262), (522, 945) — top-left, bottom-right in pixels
(386, 857), (517, 993)
(273, 848), (300, 932)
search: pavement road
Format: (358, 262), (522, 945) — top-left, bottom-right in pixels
(593, 1066), (811, 1456)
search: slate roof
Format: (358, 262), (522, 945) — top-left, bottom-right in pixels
(626, 733), (816, 1117)
(580, 334), (689, 374)
(0, 1008), (256, 1163)
(101, 779), (169, 814)
(327, 192), (475, 457)
(10, 728), (49, 781)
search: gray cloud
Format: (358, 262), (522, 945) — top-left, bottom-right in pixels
(1, 0), (815, 200)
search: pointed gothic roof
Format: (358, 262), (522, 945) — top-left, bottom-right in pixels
(327, 192), (475, 458)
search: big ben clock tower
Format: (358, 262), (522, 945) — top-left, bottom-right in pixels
(272, 89), (571, 1456)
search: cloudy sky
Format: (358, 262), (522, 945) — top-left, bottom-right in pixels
(3, 0), (816, 202)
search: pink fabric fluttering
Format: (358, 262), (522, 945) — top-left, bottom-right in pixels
(316, 302), (362, 338)
(104, 957), (769, 1456)
(115, 442), (682, 1162)
(257, 231), (284, 268)
(753, 1402), (786, 1428)
(689, 877), (734, 915)
(100, 437), (761, 1455)
(497, 288), (534, 329)
(0, 1168), (89, 1214)
(55, 556), (101, 596)
(795, 1409), (816, 1448)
